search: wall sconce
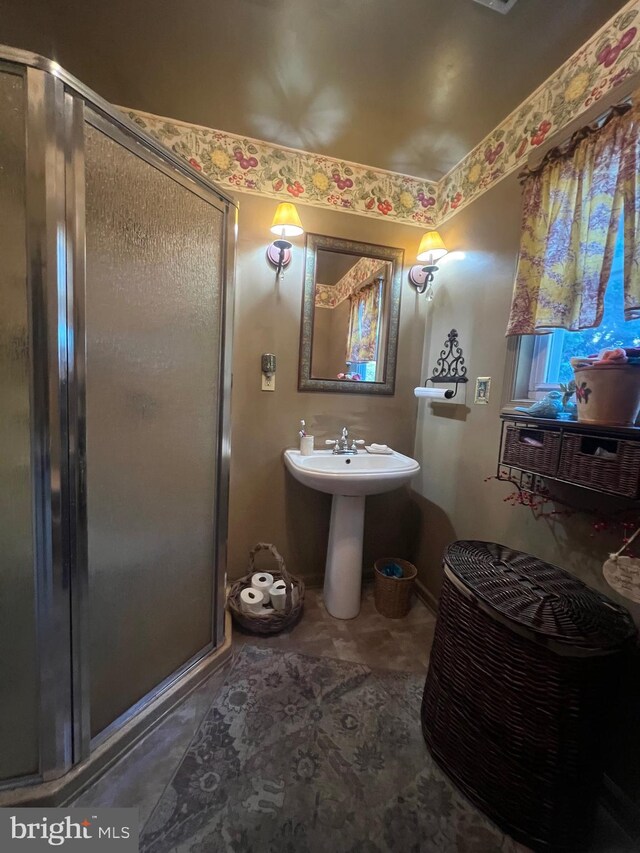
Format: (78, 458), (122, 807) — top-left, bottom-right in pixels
(267, 202), (304, 280)
(408, 230), (448, 301)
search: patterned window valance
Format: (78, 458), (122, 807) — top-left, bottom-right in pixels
(506, 98), (640, 336)
(346, 281), (382, 364)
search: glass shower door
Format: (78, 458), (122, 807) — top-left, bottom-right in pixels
(82, 113), (225, 741)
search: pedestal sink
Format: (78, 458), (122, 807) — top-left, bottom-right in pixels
(283, 449), (420, 619)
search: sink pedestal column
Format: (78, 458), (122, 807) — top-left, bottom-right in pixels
(323, 494), (366, 619)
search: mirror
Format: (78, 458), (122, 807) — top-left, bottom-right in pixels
(299, 234), (404, 395)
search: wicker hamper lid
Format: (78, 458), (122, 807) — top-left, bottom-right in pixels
(443, 540), (637, 652)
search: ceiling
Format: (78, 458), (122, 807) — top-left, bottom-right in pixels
(1, 0), (630, 180)
(317, 252), (365, 287)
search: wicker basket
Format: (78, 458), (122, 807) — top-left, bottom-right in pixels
(422, 541), (636, 852)
(603, 527), (640, 603)
(374, 558), (417, 618)
(558, 431), (640, 498)
(228, 543), (305, 635)
(502, 424), (561, 476)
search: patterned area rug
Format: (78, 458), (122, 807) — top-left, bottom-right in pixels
(141, 646), (523, 852)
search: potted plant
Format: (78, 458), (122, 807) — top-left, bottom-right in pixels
(572, 350), (640, 426)
(560, 380), (577, 419)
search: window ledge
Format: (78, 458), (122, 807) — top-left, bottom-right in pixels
(502, 400), (532, 412)
(534, 383), (562, 392)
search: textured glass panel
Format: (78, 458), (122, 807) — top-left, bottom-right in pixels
(0, 71), (39, 779)
(84, 122), (223, 736)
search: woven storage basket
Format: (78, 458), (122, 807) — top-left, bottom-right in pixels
(558, 432), (640, 498)
(603, 527), (640, 603)
(228, 543), (305, 635)
(502, 424), (561, 476)
(374, 558), (417, 618)
(422, 540), (636, 852)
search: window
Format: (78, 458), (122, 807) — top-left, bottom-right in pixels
(523, 221), (640, 399)
(347, 361), (377, 381)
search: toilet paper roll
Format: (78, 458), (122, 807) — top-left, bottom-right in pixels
(240, 587), (265, 614)
(269, 582), (287, 612)
(270, 579), (298, 609)
(251, 572), (274, 598)
(414, 387), (448, 399)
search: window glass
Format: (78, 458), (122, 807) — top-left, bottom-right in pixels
(557, 225), (639, 383)
(532, 222), (640, 388)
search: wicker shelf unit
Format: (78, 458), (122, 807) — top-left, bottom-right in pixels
(498, 413), (640, 499)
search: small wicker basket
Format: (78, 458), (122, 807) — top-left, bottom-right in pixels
(227, 542), (305, 635)
(603, 527), (640, 603)
(374, 558), (417, 618)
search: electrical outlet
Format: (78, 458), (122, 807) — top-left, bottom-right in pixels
(261, 352), (276, 391)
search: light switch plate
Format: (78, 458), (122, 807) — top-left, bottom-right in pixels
(474, 376), (491, 404)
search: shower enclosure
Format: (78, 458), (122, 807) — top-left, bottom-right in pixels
(0, 46), (235, 796)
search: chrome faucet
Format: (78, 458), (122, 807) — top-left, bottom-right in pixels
(325, 426), (365, 455)
(337, 426), (350, 453)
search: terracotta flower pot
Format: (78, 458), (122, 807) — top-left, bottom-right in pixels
(573, 364), (640, 426)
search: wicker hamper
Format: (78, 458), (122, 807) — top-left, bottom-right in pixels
(421, 541), (637, 852)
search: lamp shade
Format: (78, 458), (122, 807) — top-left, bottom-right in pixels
(270, 202), (304, 238)
(416, 230), (447, 263)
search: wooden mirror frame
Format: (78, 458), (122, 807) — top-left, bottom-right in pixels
(298, 234), (404, 395)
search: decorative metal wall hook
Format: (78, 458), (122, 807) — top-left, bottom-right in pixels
(425, 328), (469, 399)
(266, 240), (292, 280)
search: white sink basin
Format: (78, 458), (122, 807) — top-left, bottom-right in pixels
(283, 447), (420, 620)
(283, 448), (420, 496)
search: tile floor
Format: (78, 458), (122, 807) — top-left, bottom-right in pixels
(72, 586), (435, 827)
(73, 587), (635, 851)
(233, 584), (436, 673)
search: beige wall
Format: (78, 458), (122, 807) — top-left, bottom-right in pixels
(230, 182), (640, 628)
(310, 307), (333, 377)
(227, 193), (426, 584)
(410, 173), (640, 803)
(411, 172), (640, 624)
(310, 301), (350, 379)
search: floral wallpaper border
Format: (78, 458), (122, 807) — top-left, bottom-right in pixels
(315, 257), (389, 309)
(437, 0), (640, 223)
(126, 110), (438, 229)
(125, 0), (640, 231)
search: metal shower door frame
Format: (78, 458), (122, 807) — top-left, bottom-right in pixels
(24, 63), (74, 785)
(0, 45), (235, 787)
